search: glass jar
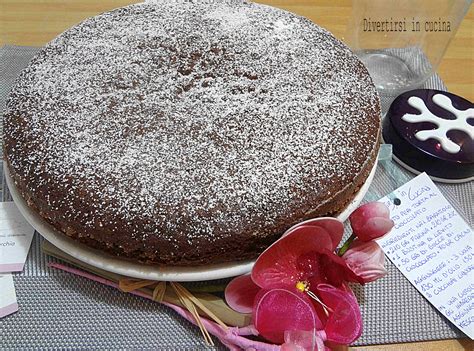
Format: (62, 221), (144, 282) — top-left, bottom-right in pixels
(345, 0), (470, 96)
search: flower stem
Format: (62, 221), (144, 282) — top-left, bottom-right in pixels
(337, 233), (356, 256)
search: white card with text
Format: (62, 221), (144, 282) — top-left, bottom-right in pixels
(0, 274), (18, 318)
(377, 173), (473, 339)
(0, 202), (35, 273)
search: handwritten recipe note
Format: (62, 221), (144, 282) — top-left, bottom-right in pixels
(378, 173), (473, 339)
(0, 202), (35, 273)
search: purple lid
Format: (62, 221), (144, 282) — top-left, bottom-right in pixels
(383, 89), (473, 181)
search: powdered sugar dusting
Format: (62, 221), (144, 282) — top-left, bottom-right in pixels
(205, 6), (250, 28)
(4, 1), (380, 258)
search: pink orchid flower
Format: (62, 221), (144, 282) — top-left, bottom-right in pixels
(252, 219), (364, 290)
(342, 240), (387, 283)
(349, 202), (394, 241)
(225, 218), (363, 348)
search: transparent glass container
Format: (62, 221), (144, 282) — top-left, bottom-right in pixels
(346, 0), (471, 96)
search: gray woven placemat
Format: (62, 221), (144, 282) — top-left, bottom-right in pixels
(1, 45), (472, 350)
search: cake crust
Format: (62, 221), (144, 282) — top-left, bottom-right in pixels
(3, 1), (381, 265)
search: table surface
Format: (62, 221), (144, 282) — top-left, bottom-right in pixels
(0, 1), (473, 350)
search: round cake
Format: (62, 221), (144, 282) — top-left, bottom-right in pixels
(3, 1), (381, 266)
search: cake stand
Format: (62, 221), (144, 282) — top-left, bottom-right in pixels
(4, 160), (377, 281)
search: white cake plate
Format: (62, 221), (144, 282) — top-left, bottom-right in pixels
(5, 160), (376, 281)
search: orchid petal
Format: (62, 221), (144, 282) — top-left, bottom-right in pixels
(252, 226), (333, 290)
(253, 288), (321, 344)
(350, 202), (394, 241)
(343, 240), (387, 283)
(317, 284), (362, 345)
(283, 218), (344, 251)
(350, 202), (390, 221)
(358, 217), (394, 241)
(319, 249), (365, 286)
(282, 330), (326, 351)
(314, 220), (344, 251)
(225, 274), (261, 313)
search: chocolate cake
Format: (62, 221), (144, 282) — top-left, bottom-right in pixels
(3, 1), (381, 265)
